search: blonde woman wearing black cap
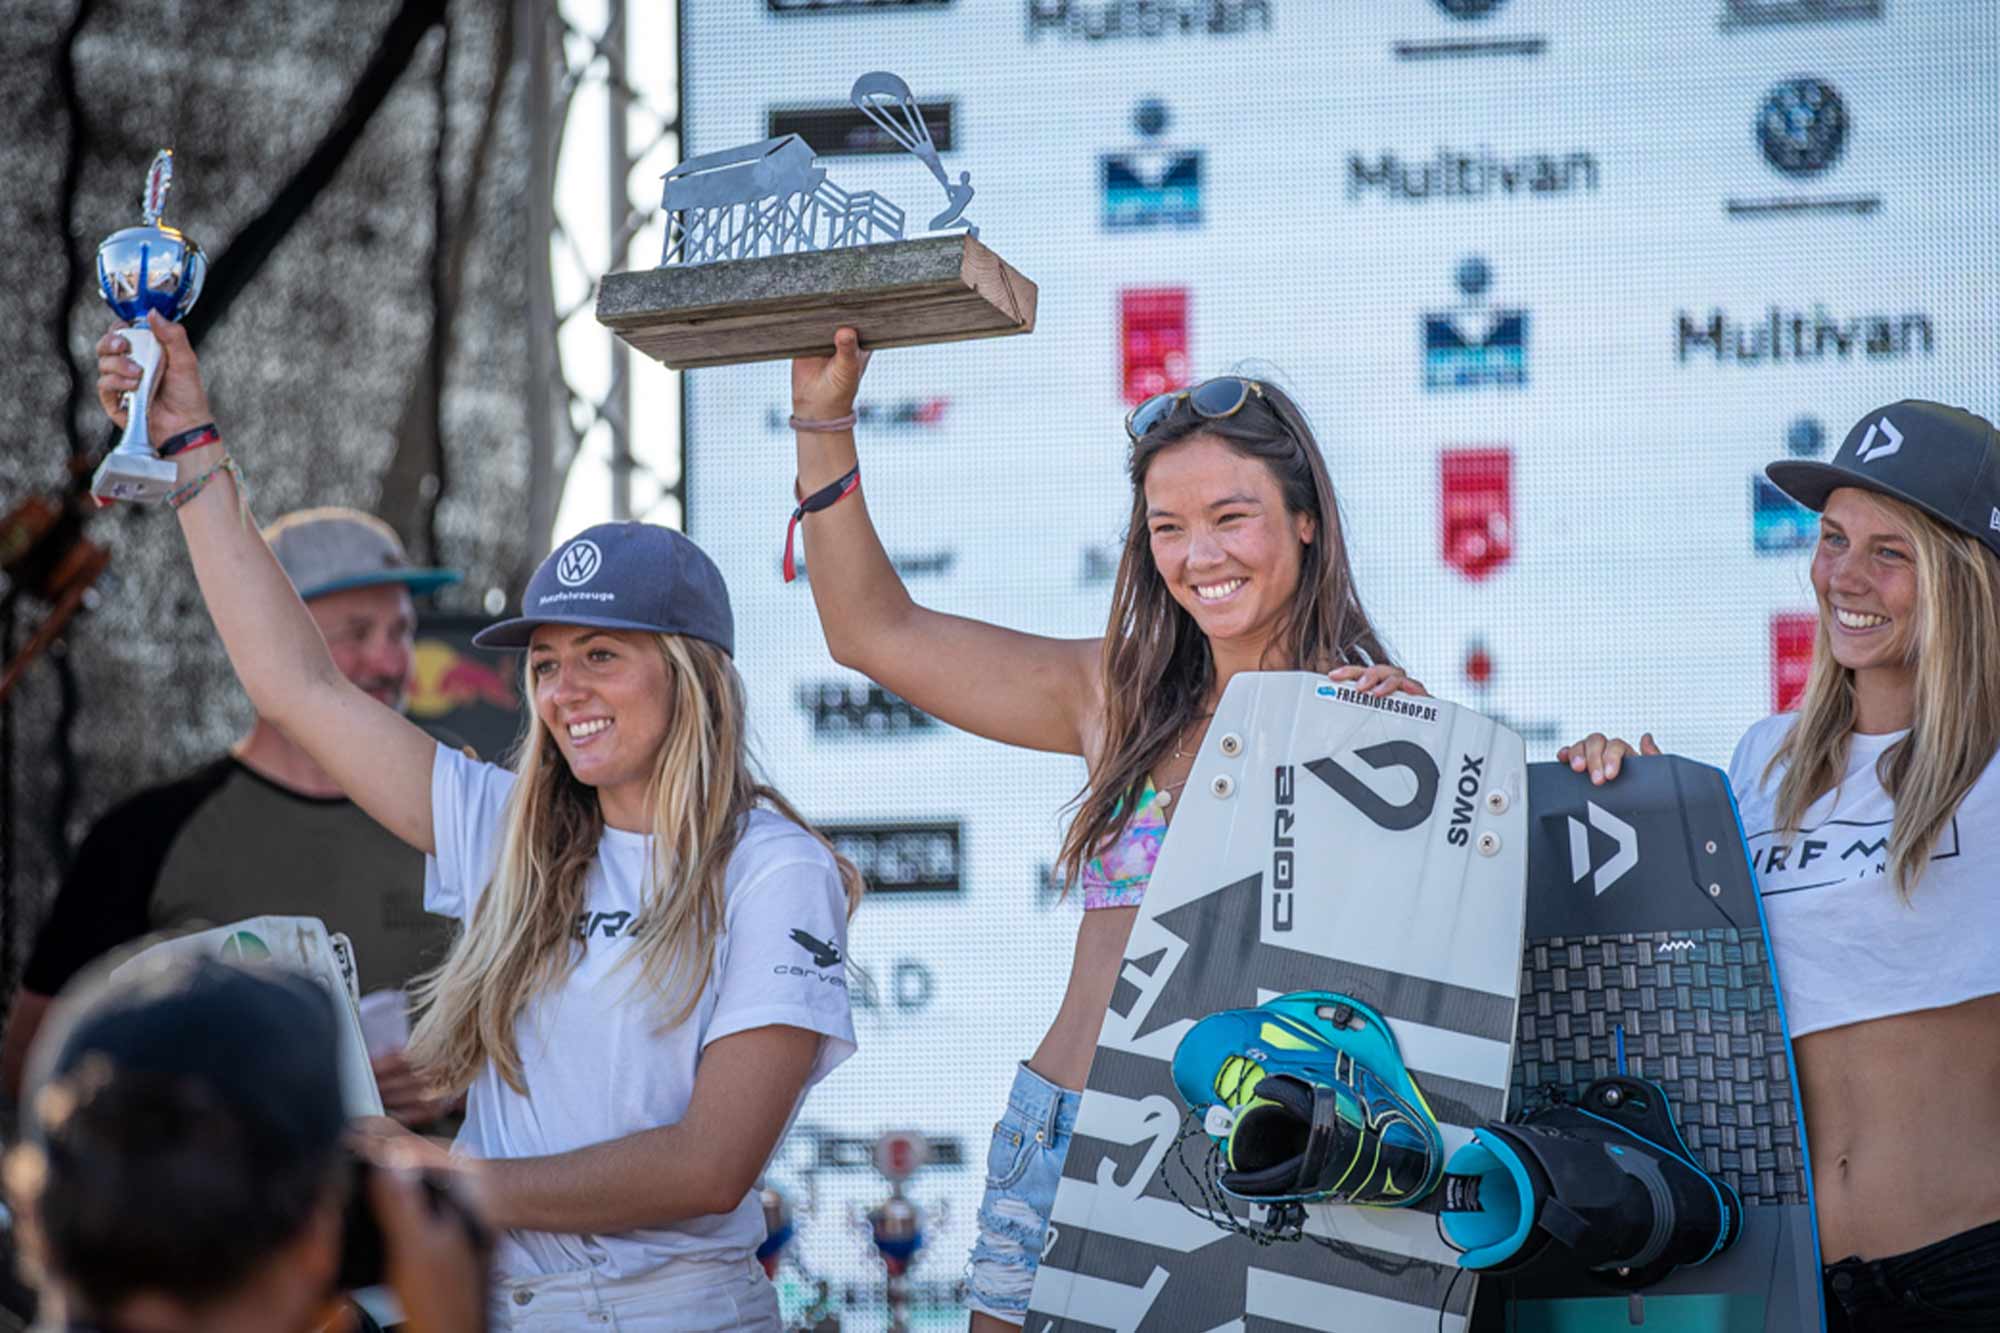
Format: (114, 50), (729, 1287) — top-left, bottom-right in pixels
(95, 314), (862, 1331)
(1565, 400), (2000, 1332)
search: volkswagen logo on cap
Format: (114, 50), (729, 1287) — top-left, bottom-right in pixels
(555, 539), (603, 587)
(1758, 76), (1848, 177)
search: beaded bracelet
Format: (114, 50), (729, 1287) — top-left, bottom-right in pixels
(167, 454), (245, 511)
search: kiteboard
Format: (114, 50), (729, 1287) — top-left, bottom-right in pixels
(1025, 670), (1529, 1332)
(1493, 758), (1824, 1331)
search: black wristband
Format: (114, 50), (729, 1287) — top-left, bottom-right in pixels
(159, 422), (221, 458)
(783, 465), (860, 583)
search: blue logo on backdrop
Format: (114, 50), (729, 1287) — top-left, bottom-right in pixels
(1753, 417), (1826, 553)
(1396, 0), (1545, 59)
(1101, 100), (1203, 231)
(1677, 307), (1932, 364)
(1728, 76), (1879, 217)
(1348, 147), (1598, 203)
(1028, 0), (1272, 40)
(1759, 77), (1848, 177)
(768, 0), (953, 9)
(1720, 0), (1881, 29)
(1423, 257), (1527, 392)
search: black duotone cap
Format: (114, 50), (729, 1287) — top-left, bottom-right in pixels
(1767, 400), (2000, 561)
(46, 958), (345, 1166)
(474, 522), (735, 656)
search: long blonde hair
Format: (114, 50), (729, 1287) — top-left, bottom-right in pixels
(1768, 491), (2000, 898)
(1055, 382), (1388, 888)
(407, 633), (864, 1095)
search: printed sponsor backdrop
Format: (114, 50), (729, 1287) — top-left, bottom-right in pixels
(679, 1), (2000, 1323)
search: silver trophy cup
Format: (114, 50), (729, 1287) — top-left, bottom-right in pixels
(92, 149), (207, 504)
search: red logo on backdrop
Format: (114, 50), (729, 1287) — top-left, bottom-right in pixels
(1121, 287), (1190, 405)
(1440, 447), (1513, 580)
(1773, 612), (1817, 711)
(1464, 639), (1495, 690)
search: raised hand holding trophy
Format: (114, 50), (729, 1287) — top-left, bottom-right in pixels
(92, 149), (207, 504)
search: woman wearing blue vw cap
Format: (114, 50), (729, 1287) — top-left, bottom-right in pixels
(1565, 400), (2000, 1332)
(95, 315), (861, 1331)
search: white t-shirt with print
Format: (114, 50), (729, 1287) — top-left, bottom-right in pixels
(424, 744), (856, 1281)
(1728, 714), (2000, 1039)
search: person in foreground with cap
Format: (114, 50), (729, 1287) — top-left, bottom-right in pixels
(93, 312), (861, 1331)
(2, 506), (460, 1131)
(1563, 400), (2000, 1332)
(7, 955), (489, 1333)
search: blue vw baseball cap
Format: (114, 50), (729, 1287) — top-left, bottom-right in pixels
(473, 522), (734, 655)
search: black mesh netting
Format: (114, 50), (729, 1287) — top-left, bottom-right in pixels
(0, 0), (541, 997)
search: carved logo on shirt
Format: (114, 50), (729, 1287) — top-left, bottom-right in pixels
(574, 909), (638, 941)
(789, 929), (843, 968)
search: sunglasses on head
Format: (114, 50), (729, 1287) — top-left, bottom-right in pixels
(1124, 376), (1266, 442)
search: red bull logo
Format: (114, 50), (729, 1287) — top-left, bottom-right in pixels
(409, 639), (518, 719)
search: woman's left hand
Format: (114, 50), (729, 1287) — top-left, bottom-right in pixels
(1327, 664), (1428, 698)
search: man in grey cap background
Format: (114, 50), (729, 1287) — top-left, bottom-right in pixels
(0, 507), (460, 1128)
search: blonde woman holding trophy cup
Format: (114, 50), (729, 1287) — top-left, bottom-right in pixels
(95, 314), (863, 1332)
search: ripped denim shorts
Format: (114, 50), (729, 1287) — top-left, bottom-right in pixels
(963, 1061), (1082, 1323)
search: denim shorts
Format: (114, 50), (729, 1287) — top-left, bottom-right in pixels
(963, 1061), (1082, 1323)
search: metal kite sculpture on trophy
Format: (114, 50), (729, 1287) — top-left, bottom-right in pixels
(596, 72), (1035, 368)
(92, 150), (208, 503)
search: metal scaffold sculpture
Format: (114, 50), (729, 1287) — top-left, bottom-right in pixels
(659, 72), (976, 267)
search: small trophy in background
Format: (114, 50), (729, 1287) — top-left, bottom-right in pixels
(862, 1130), (934, 1333)
(93, 149), (207, 503)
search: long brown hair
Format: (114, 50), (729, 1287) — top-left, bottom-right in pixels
(1766, 491), (2000, 898)
(407, 633), (864, 1095)
(1055, 381), (1389, 886)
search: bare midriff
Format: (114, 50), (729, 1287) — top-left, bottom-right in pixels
(1798, 990), (2000, 1262)
(1029, 905), (1142, 1090)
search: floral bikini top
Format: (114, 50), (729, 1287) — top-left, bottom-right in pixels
(1080, 778), (1170, 911)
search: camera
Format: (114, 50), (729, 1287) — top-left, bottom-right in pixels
(337, 1155), (490, 1291)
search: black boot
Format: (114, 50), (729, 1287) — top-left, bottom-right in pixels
(1440, 1076), (1742, 1288)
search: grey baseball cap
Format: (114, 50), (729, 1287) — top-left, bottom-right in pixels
(1767, 400), (2000, 561)
(473, 522), (734, 655)
(262, 507), (461, 602)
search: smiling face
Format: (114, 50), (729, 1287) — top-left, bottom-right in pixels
(528, 625), (672, 826)
(1811, 487), (1920, 681)
(1143, 433), (1315, 665)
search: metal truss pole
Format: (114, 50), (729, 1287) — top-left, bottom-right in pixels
(604, 0), (634, 522)
(522, 0), (560, 561)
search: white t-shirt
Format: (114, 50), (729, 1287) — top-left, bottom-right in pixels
(1728, 714), (2000, 1039)
(424, 744), (856, 1280)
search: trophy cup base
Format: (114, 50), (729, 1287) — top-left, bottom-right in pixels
(90, 451), (180, 505)
(596, 233), (1037, 371)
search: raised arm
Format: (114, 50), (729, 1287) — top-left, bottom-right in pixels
(791, 329), (1100, 755)
(95, 314), (437, 852)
